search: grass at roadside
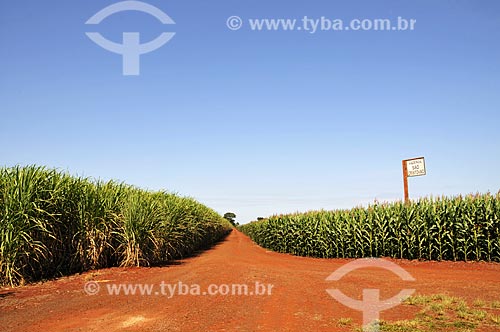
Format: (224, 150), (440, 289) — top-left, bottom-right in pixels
(350, 294), (500, 332)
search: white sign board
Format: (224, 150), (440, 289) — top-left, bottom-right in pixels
(406, 158), (426, 177)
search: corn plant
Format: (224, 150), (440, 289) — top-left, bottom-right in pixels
(240, 192), (500, 262)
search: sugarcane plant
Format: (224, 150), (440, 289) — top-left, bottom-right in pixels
(0, 165), (232, 286)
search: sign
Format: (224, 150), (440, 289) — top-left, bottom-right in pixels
(405, 157), (426, 177)
(402, 157), (426, 203)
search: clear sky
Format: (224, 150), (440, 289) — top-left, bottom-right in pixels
(1, 0), (499, 223)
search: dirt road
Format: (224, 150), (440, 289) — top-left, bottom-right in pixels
(1, 230), (500, 331)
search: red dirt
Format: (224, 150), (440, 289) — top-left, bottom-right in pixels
(1, 230), (499, 332)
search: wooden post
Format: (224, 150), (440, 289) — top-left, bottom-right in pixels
(402, 160), (409, 203)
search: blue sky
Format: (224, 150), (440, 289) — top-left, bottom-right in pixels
(1, 0), (499, 223)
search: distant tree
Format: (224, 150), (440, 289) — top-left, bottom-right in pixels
(257, 217), (264, 221)
(224, 212), (237, 226)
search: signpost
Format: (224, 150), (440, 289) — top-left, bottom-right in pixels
(402, 157), (426, 203)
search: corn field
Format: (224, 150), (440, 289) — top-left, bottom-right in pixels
(0, 165), (232, 286)
(240, 193), (500, 262)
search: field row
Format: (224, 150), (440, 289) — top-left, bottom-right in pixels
(0, 166), (232, 286)
(240, 193), (500, 262)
